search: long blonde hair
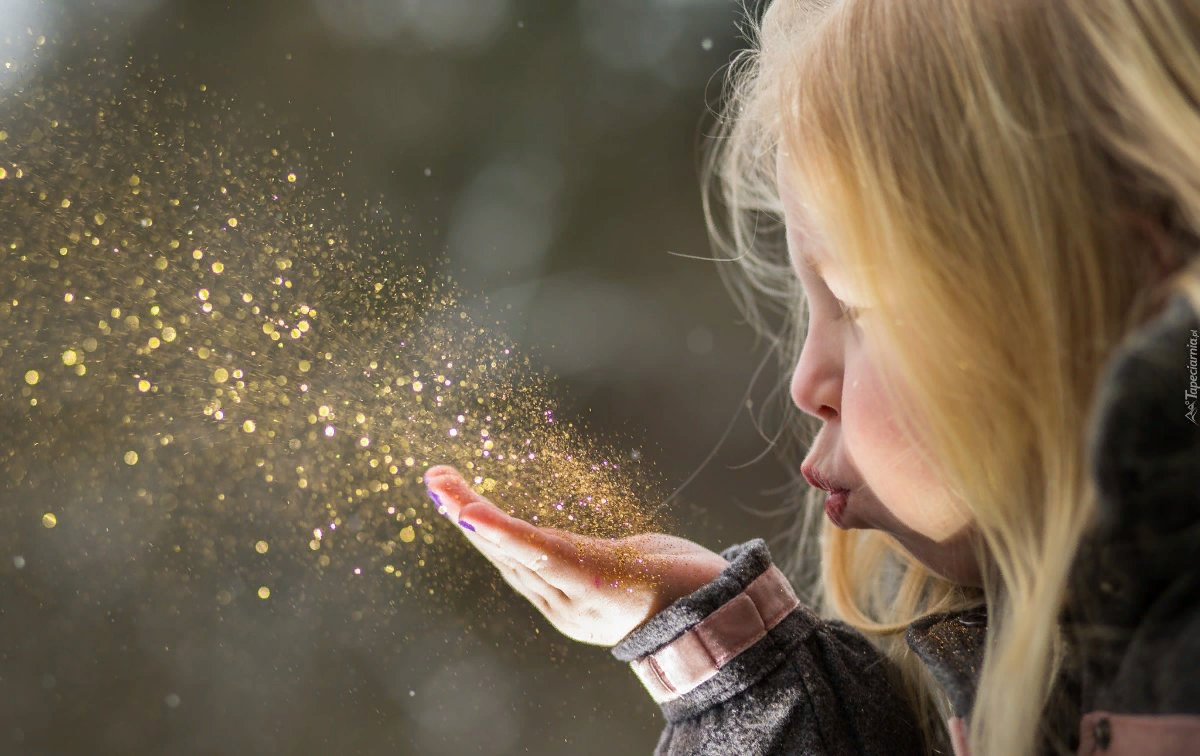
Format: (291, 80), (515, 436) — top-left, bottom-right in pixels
(701, 1), (1200, 754)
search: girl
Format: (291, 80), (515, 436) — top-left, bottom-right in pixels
(425, 0), (1200, 753)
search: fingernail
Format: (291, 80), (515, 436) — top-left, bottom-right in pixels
(428, 489), (449, 518)
(457, 519), (476, 532)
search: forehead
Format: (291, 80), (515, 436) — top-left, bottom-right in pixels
(776, 155), (827, 272)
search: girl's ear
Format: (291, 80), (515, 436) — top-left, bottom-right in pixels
(1119, 206), (1189, 316)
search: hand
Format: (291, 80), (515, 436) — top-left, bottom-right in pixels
(424, 465), (730, 647)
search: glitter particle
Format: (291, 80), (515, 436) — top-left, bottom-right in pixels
(124, 451), (139, 465)
(61, 350), (78, 366)
(257, 586), (270, 599)
(254, 540), (268, 554)
(42, 513), (57, 528)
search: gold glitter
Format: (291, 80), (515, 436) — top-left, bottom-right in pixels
(0, 167), (7, 180)
(0, 45), (670, 631)
(254, 540), (269, 554)
(42, 513), (57, 528)
(257, 586), (270, 599)
(63, 292), (74, 303)
(62, 350), (79, 366)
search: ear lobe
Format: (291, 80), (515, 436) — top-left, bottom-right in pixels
(1119, 207), (1187, 301)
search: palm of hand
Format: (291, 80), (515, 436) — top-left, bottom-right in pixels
(424, 465), (730, 647)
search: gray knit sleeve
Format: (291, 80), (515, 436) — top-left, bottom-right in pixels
(611, 539), (926, 755)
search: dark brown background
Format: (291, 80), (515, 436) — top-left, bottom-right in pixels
(0, 0), (796, 754)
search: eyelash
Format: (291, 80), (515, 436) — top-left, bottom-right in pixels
(834, 299), (862, 323)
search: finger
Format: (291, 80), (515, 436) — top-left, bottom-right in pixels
(465, 528), (572, 607)
(423, 466), (474, 521)
(424, 467), (580, 600)
(425, 470), (573, 570)
(456, 499), (582, 573)
(434, 486), (572, 607)
(469, 530), (571, 610)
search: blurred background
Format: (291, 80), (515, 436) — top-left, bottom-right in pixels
(0, 0), (799, 754)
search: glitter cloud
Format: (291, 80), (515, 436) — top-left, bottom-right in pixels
(0, 29), (669, 612)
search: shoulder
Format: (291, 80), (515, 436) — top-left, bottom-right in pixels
(1070, 290), (1200, 721)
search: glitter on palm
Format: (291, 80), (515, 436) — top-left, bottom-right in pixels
(0, 29), (667, 602)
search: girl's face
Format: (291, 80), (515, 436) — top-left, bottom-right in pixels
(779, 159), (981, 586)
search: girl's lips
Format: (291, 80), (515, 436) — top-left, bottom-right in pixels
(824, 489), (851, 528)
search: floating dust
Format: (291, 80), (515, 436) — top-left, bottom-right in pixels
(0, 26), (673, 634)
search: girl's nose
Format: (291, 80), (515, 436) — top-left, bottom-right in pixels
(790, 344), (841, 423)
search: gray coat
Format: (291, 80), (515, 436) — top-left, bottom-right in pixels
(612, 291), (1200, 755)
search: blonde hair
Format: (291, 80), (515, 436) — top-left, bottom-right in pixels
(701, 1), (1200, 754)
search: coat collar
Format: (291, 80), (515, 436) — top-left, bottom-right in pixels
(904, 607), (988, 719)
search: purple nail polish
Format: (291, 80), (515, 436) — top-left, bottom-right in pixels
(458, 519), (476, 532)
(428, 489), (449, 518)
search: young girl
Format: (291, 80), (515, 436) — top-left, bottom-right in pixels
(426, 0), (1200, 753)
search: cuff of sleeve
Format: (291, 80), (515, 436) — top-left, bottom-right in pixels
(610, 538), (815, 723)
(610, 538), (773, 663)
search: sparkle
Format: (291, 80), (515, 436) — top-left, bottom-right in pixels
(257, 586), (270, 599)
(42, 513), (57, 528)
(0, 39), (669, 640)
